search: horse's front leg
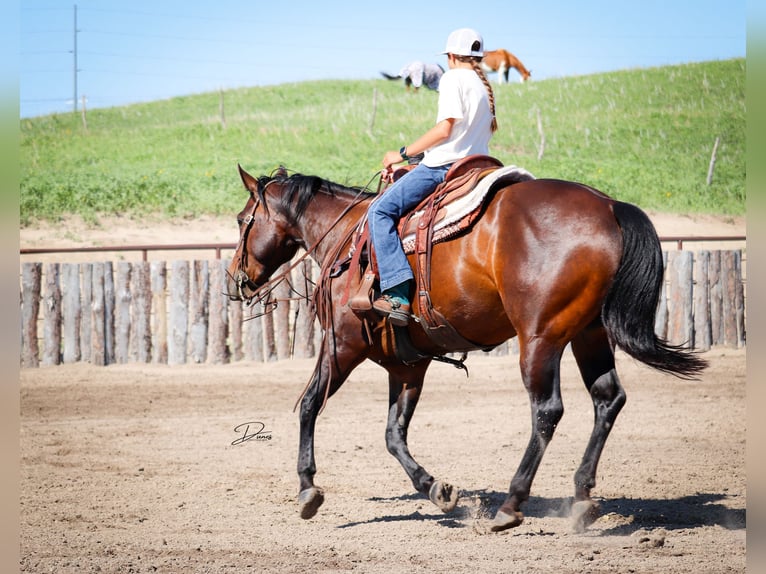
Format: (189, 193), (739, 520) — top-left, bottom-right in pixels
(384, 361), (459, 513)
(296, 364), (327, 519)
(297, 334), (365, 519)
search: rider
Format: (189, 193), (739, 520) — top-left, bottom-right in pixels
(368, 28), (498, 326)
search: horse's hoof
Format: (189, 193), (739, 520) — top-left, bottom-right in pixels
(490, 509), (524, 532)
(571, 499), (601, 533)
(298, 487), (325, 520)
(429, 480), (459, 513)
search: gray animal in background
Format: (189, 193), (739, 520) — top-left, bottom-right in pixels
(381, 61), (444, 91)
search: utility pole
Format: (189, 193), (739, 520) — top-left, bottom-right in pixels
(73, 4), (79, 113)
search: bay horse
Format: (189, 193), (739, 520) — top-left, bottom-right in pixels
(481, 49), (531, 83)
(226, 164), (706, 532)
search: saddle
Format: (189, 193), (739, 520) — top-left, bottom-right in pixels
(336, 155), (535, 359)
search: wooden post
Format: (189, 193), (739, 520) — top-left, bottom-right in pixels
(168, 260), (190, 365)
(274, 263), (292, 360)
(132, 261), (152, 363)
(42, 263), (62, 365)
(721, 250), (739, 348)
(62, 263), (81, 363)
(244, 303), (265, 362)
(115, 262), (132, 363)
(150, 262), (168, 364)
(21, 262), (42, 367)
(693, 251), (711, 351)
(228, 259), (244, 361)
(80, 263), (92, 363)
(734, 251), (745, 347)
(708, 251), (723, 345)
(104, 262), (115, 365)
(207, 259), (229, 364)
(654, 251), (668, 339)
(190, 260), (209, 363)
(263, 297), (277, 362)
(536, 108), (545, 161)
(292, 258), (315, 359)
(91, 262), (106, 366)
(706, 136), (720, 185)
(667, 250), (694, 347)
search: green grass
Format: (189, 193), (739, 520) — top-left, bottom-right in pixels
(19, 59), (745, 225)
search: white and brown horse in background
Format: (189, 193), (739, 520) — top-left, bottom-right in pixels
(481, 49), (531, 83)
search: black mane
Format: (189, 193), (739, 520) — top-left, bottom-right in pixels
(267, 172), (372, 222)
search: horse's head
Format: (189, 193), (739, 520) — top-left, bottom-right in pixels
(226, 165), (301, 301)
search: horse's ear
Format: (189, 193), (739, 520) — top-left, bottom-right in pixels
(238, 164), (259, 194)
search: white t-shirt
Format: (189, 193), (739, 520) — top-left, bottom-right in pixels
(423, 68), (493, 167)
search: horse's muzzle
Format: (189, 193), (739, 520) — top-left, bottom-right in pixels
(228, 269), (260, 302)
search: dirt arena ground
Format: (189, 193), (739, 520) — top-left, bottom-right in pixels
(20, 349), (746, 573)
(19, 213), (747, 573)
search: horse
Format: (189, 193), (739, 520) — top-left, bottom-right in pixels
(226, 163), (706, 532)
(381, 61), (444, 91)
(481, 49), (531, 83)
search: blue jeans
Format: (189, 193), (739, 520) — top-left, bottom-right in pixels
(368, 163), (450, 292)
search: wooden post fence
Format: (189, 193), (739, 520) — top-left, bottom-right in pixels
(19, 250), (746, 367)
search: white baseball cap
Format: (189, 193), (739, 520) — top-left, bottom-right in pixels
(442, 28), (484, 58)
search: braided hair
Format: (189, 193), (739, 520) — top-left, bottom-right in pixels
(454, 54), (498, 133)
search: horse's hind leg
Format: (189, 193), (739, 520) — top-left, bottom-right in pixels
(569, 322), (626, 532)
(385, 361), (458, 513)
(492, 336), (565, 532)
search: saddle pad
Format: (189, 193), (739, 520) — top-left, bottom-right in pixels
(400, 165), (535, 254)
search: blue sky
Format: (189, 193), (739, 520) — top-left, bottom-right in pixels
(19, 0), (746, 118)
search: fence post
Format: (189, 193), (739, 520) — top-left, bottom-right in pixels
(228, 259), (244, 361)
(654, 251), (668, 339)
(168, 260), (190, 365)
(292, 258), (315, 359)
(104, 262), (115, 365)
(21, 262), (42, 368)
(115, 262), (132, 363)
(263, 298), (277, 362)
(721, 250), (740, 348)
(80, 263), (93, 363)
(91, 262), (106, 366)
(208, 259), (229, 364)
(244, 303), (265, 362)
(708, 251), (723, 345)
(150, 261), (168, 364)
(274, 263), (292, 360)
(42, 263), (62, 366)
(190, 260), (209, 363)
(62, 263), (81, 363)
(132, 262), (152, 363)
(693, 251), (712, 351)
(734, 251), (745, 347)
(667, 250), (694, 347)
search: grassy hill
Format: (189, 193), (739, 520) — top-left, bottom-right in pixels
(19, 59), (745, 225)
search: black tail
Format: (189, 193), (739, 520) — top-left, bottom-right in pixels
(380, 71), (401, 81)
(603, 202), (707, 379)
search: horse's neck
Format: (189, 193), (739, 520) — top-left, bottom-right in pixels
(296, 193), (367, 266)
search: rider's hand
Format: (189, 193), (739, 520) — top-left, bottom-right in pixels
(383, 150), (404, 170)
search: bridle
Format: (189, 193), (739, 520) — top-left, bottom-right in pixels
(231, 173), (374, 306)
(231, 193), (264, 301)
